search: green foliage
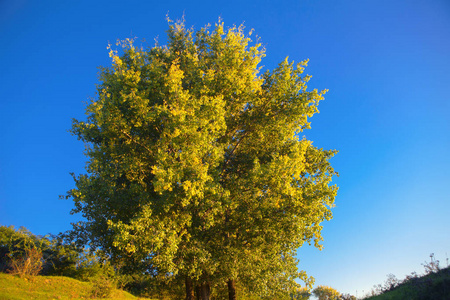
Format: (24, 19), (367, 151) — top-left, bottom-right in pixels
(0, 226), (115, 284)
(91, 275), (115, 298)
(67, 17), (337, 298)
(291, 287), (311, 299)
(364, 266), (450, 300)
(71, 250), (115, 282)
(364, 254), (450, 300)
(0, 226), (46, 276)
(0, 226), (75, 277)
(43, 234), (85, 277)
(364, 253), (450, 300)
(115, 273), (153, 297)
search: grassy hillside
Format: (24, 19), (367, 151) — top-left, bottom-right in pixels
(364, 266), (450, 300)
(0, 273), (151, 300)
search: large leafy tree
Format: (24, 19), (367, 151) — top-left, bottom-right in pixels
(68, 18), (337, 300)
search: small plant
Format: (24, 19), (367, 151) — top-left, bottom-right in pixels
(422, 253), (440, 274)
(340, 293), (357, 300)
(371, 283), (383, 296)
(383, 273), (399, 291)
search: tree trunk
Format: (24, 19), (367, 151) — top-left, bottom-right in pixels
(185, 277), (195, 300)
(196, 285), (201, 300)
(199, 282), (210, 300)
(228, 279), (237, 300)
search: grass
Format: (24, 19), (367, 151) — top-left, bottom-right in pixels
(0, 273), (152, 300)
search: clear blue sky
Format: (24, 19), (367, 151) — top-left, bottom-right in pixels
(1, 0), (449, 297)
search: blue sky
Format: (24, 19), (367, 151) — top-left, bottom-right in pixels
(1, 0), (449, 297)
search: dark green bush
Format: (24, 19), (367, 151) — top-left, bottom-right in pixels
(0, 226), (47, 276)
(0, 226), (114, 282)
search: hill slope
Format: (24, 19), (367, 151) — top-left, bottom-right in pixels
(0, 273), (150, 300)
(364, 266), (450, 300)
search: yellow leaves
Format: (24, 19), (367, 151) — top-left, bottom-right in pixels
(108, 45), (124, 71)
(182, 180), (192, 192)
(313, 285), (341, 300)
(165, 61), (185, 92)
(215, 21), (225, 36)
(151, 166), (174, 193)
(112, 55), (123, 67)
(274, 200), (281, 209)
(172, 128), (181, 137)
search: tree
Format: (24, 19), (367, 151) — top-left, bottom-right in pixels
(312, 285), (341, 300)
(67, 17), (337, 300)
(292, 287), (312, 299)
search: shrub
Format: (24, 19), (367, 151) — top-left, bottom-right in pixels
(383, 273), (399, 291)
(90, 276), (114, 298)
(422, 253), (440, 275)
(340, 293), (357, 300)
(0, 226), (111, 281)
(115, 273), (152, 296)
(0, 226), (46, 277)
(8, 246), (43, 277)
(71, 251), (115, 282)
(42, 234), (83, 277)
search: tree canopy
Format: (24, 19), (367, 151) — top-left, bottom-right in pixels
(312, 285), (342, 300)
(68, 18), (338, 300)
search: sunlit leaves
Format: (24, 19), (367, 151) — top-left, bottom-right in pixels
(68, 17), (337, 297)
